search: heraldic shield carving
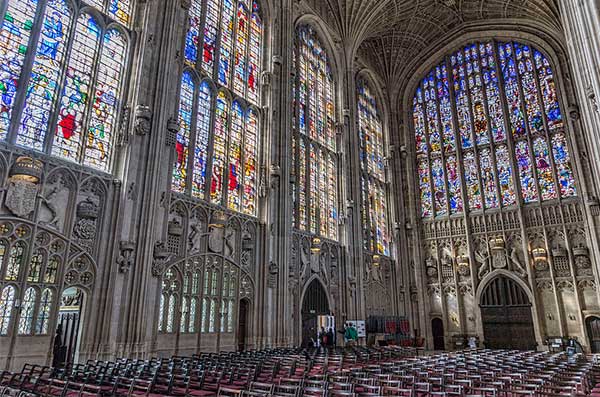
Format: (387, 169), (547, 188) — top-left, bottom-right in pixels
(5, 156), (43, 217)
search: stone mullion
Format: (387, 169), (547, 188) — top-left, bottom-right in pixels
(474, 45), (503, 208)
(357, 100), (373, 253)
(430, 68), (451, 218)
(418, 80), (437, 220)
(184, 79), (201, 196)
(528, 49), (562, 203)
(203, 87), (219, 202)
(460, 50), (488, 215)
(443, 57), (470, 223)
(292, 42), (301, 230)
(492, 40), (525, 208)
(508, 41), (544, 203)
(6, 0), (47, 145)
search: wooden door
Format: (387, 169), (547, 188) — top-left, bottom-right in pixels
(237, 299), (249, 351)
(480, 277), (536, 350)
(586, 317), (600, 353)
(432, 318), (445, 350)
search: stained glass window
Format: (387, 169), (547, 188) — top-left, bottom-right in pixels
(18, 287), (36, 335)
(35, 288), (52, 334)
(174, 0), (263, 216)
(5, 242), (25, 281)
(173, 72), (194, 194)
(1, 0), (130, 172)
(192, 82), (212, 198)
(27, 251), (43, 283)
(158, 268), (178, 334)
(357, 78), (389, 255)
(414, 40), (576, 218)
(0, 286), (15, 335)
(293, 25), (338, 241)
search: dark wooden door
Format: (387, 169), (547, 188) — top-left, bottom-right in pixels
(237, 299), (249, 351)
(301, 280), (329, 347)
(586, 317), (600, 353)
(432, 318), (445, 350)
(480, 277), (536, 350)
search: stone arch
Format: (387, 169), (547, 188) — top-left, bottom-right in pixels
(475, 269), (533, 305)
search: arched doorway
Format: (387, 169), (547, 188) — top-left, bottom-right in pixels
(431, 318), (445, 350)
(237, 299), (250, 351)
(53, 287), (85, 367)
(480, 276), (535, 350)
(301, 279), (330, 348)
(586, 316), (600, 353)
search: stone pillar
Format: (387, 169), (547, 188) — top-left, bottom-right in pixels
(560, 0), (600, 317)
(267, 0), (294, 347)
(112, 0), (186, 358)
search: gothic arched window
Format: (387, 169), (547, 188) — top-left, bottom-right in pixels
(173, 0), (263, 217)
(292, 25), (338, 241)
(357, 78), (390, 256)
(413, 41), (576, 219)
(0, 0), (131, 172)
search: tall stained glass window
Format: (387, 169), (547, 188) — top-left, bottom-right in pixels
(0, 0), (131, 172)
(413, 41), (576, 219)
(292, 25), (338, 241)
(357, 78), (390, 256)
(173, 0), (263, 217)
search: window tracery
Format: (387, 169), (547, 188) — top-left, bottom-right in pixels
(157, 256), (242, 335)
(174, 0), (263, 217)
(292, 25), (338, 241)
(414, 41), (576, 219)
(0, 0), (131, 172)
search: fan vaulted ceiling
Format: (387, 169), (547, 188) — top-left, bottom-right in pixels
(305, 0), (562, 100)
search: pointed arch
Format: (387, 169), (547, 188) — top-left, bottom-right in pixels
(410, 38), (576, 220)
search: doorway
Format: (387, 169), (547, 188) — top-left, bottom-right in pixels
(53, 287), (85, 367)
(480, 276), (536, 350)
(301, 279), (329, 348)
(431, 318), (445, 350)
(586, 316), (600, 353)
(237, 299), (250, 351)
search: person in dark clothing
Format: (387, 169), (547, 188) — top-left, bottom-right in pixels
(326, 328), (334, 347)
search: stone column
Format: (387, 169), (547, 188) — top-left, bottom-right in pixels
(560, 0), (600, 313)
(112, 0), (186, 358)
(266, 0), (294, 347)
